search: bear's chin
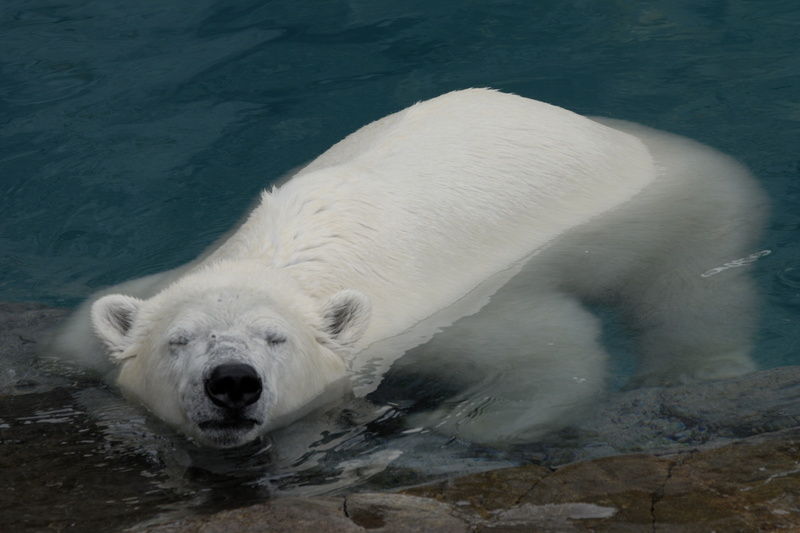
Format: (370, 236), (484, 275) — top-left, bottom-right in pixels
(194, 418), (263, 448)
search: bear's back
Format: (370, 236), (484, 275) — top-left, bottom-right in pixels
(221, 90), (661, 346)
(266, 89), (658, 275)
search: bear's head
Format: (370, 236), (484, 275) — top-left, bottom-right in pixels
(89, 269), (371, 448)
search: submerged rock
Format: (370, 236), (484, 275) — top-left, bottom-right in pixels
(0, 302), (70, 394)
(524, 365), (800, 465)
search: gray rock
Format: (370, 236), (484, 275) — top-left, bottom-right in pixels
(345, 493), (467, 533)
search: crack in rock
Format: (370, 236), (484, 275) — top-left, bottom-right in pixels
(651, 458), (676, 532)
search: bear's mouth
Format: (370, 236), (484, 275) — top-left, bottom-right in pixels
(197, 417), (260, 432)
(195, 417), (263, 448)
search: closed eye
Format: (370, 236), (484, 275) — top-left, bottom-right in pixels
(266, 334), (287, 346)
(167, 332), (190, 347)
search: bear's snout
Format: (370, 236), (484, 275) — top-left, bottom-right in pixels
(204, 363), (263, 410)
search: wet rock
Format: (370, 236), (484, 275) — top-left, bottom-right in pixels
(345, 493), (467, 532)
(142, 498), (364, 533)
(403, 465), (551, 518)
(406, 428), (800, 531)
(0, 388), (186, 533)
(522, 454), (671, 526)
(654, 431), (800, 531)
(479, 502), (618, 532)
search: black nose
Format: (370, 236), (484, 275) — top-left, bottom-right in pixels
(204, 363), (263, 410)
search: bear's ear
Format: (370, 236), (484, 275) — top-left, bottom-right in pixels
(91, 294), (142, 360)
(320, 290), (371, 349)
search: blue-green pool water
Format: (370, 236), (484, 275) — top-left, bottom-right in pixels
(3, 0), (799, 367)
(1, 0), (799, 529)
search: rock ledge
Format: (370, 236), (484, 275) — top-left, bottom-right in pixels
(143, 427), (800, 532)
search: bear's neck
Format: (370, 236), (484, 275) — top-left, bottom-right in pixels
(199, 193), (383, 303)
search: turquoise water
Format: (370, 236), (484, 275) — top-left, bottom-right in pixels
(1, 2), (799, 390)
(2, 0), (799, 529)
(0, 0), (800, 380)
(1, 2), (798, 368)
(3, 1), (799, 369)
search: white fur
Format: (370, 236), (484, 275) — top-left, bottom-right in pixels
(47, 89), (767, 447)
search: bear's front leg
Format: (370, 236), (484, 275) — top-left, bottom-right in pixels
(623, 245), (760, 387)
(404, 291), (609, 446)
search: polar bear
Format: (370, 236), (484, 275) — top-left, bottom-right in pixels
(48, 89), (767, 448)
